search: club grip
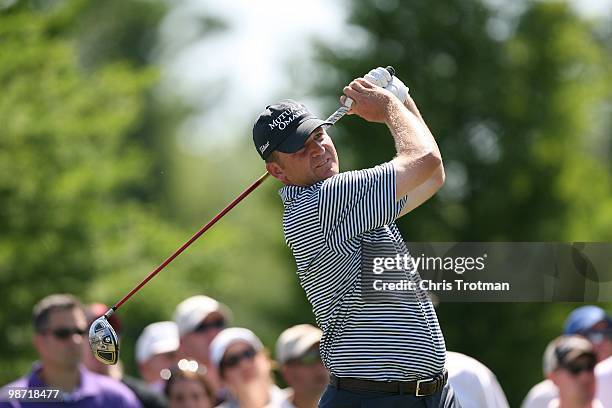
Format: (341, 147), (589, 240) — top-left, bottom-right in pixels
(344, 66), (395, 109)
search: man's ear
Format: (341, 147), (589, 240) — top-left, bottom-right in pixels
(266, 161), (288, 184)
(547, 371), (559, 387)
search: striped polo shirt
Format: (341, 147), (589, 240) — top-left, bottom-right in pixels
(280, 162), (446, 381)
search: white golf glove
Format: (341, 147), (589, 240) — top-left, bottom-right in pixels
(364, 66), (410, 103)
(385, 75), (409, 103)
(364, 67), (392, 88)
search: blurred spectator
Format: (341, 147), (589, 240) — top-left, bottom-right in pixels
(446, 351), (509, 408)
(83, 303), (169, 408)
(564, 306), (612, 363)
(210, 328), (286, 408)
(274, 324), (328, 408)
(0, 294), (141, 407)
(164, 361), (215, 408)
(522, 306), (612, 408)
(544, 335), (602, 408)
(173, 296), (230, 397)
(136, 321), (180, 391)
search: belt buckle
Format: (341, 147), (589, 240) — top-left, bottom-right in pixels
(415, 378), (429, 397)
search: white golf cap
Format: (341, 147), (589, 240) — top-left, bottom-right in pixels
(135, 321), (180, 364)
(173, 295), (231, 337)
(209, 327), (263, 369)
(275, 324), (322, 365)
(543, 335), (596, 375)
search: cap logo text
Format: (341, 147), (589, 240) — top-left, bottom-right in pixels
(259, 141), (270, 154)
(268, 108), (306, 131)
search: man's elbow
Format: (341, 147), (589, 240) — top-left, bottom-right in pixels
(433, 159), (445, 188)
(422, 152), (445, 192)
(421, 151), (443, 178)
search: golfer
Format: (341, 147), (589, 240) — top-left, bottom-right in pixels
(252, 68), (458, 407)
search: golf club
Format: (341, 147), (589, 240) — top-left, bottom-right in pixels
(90, 66), (396, 365)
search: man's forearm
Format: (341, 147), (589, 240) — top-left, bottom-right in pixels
(386, 98), (440, 160)
(386, 97), (444, 198)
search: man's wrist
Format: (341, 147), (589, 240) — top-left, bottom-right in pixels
(383, 96), (407, 124)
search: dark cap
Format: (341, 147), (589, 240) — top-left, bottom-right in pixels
(253, 99), (331, 160)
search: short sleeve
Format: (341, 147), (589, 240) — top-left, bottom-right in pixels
(318, 162), (407, 249)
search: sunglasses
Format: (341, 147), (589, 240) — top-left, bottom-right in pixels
(221, 348), (256, 369)
(44, 327), (87, 340)
(287, 348), (321, 366)
(584, 329), (612, 344)
(563, 361), (596, 376)
(194, 319), (226, 333)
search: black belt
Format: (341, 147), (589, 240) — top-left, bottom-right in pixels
(329, 370), (448, 397)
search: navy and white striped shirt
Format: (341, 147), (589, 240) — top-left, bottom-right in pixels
(280, 162), (446, 381)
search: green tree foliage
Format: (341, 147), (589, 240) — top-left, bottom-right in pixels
(0, 1), (159, 380)
(0, 0), (308, 382)
(315, 0), (612, 405)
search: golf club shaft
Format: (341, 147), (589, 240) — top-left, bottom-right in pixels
(104, 67), (398, 316)
(108, 172), (270, 315)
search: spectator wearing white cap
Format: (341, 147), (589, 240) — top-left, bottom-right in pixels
(136, 321), (180, 391)
(210, 328), (286, 408)
(173, 295), (231, 398)
(274, 324), (328, 408)
(544, 335), (602, 408)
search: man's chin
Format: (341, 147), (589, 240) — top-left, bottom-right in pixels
(319, 165), (339, 180)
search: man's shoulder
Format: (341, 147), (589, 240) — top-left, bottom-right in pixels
(0, 375), (29, 406)
(84, 371), (141, 406)
(1, 377), (29, 389)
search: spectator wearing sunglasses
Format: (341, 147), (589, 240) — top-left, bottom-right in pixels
(210, 328), (286, 408)
(0, 294), (141, 408)
(522, 306), (612, 408)
(173, 296), (231, 398)
(82, 303), (169, 408)
(164, 360), (216, 408)
(544, 335), (603, 408)
(274, 325), (328, 408)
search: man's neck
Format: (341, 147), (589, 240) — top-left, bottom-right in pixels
(39, 364), (80, 392)
(291, 391), (320, 408)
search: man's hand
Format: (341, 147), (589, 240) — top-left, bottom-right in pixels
(364, 67), (410, 104)
(341, 78), (401, 124)
(385, 75), (409, 104)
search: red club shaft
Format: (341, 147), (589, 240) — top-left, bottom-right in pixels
(111, 172), (270, 312)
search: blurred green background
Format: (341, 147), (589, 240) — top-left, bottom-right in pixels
(1, 0), (611, 406)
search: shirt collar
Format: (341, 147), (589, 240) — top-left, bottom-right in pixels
(279, 180), (324, 204)
(26, 363), (99, 399)
(279, 185), (304, 204)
